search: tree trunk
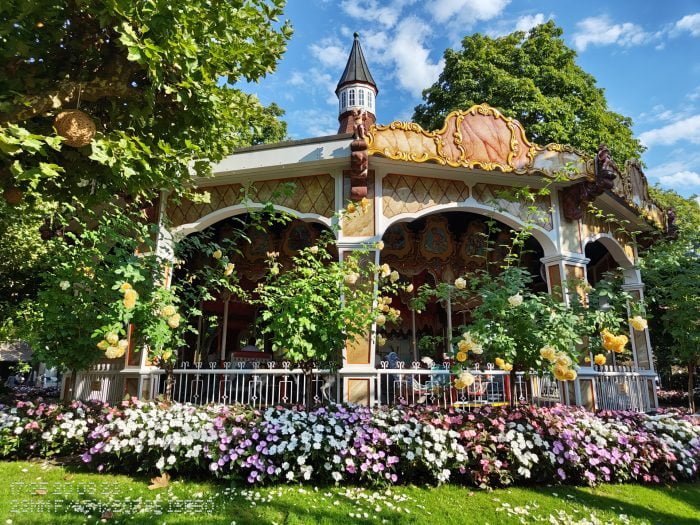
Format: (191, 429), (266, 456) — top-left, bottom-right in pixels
(164, 363), (175, 402)
(304, 368), (314, 409)
(688, 361), (696, 414)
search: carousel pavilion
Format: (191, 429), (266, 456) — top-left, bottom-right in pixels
(73, 34), (667, 410)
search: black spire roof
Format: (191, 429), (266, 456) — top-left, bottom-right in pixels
(335, 32), (377, 94)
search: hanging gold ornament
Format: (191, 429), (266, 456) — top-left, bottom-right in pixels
(54, 109), (96, 147)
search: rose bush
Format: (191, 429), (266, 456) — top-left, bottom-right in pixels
(1, 400), (698, 488)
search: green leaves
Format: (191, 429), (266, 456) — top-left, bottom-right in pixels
(414, 20), (643, 163)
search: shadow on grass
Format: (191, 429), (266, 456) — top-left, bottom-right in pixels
(564, 485), (700, 525)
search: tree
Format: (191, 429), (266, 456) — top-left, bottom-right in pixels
(641, 188), (700, 411)
(0, 1), (292, 345)
(0, 0), (291, 206)
(413, 21), (643, 163)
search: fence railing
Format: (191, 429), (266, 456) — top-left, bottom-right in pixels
(592, 365), (656, 412)
(72, 362), (124, 403)
(163, 361), (338, 407)
(66, 361), (656, 412)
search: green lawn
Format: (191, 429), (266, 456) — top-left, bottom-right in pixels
(0, 461), (698, 524)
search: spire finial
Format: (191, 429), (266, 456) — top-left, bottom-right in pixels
(353, 32), (359, 39)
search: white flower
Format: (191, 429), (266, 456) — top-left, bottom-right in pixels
(156, 456), (165, 470)
(375, 241), (385, 250)
(59, 280), (71, 290)
(508, 293), (523, 307)
(309, 246), (319, 255)
(344, 272), (359, 285)
(389, 270), (400, 283)
(454, 277), (466, 290)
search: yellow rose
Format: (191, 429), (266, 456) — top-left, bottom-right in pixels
(380, 264), (391, 278)
(375, 241), (384, 251)
(161, 305), (177, 318)
(494, 357), (505, 368)
(456, 351), (467, 362)
(601, 329), (616, 351)
(539, 345), (557, 363)
(612, 335), (628, 353)
(123, 289), (138, 309)
(454, 379), (466, 390)
(471, 343), (483, 355)
(375, 314), (386, 327)
(555, 353), (572, 367)
(96, 340), (109, 350)
(105, 345), (124, 359)
(346, 202), (357, 213)
(508, 293), (523, 307)
(105, 332), (119, 345)
(405, 283), (414, 293)
(457, 340), (470, 353)
(502, 363), (513, 372)
(309, 246), (319, 255)
(458, 371), (476, 387)
(162, 350), (172, 361)
(584, 356), (591, 363)
(118, 339), (129, 352)
(553, 364), (569, 381)
(167, 314), (181, 329)
(594, 353), (607, 366)
(376, 335), (386, 346)
(212, 249), (222, 260)
(360, 197), (370, 211)
(454, 277), (466, 290)
(390, 270), (400, 283)
(629, 316), (648, 331)
(224, 263), (235, 276)
(564, 369), (577, 381)
(119, 282), (132, 293)
(344, 272), (359, 285)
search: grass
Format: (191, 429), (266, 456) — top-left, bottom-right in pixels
(0, 460), (698, 524)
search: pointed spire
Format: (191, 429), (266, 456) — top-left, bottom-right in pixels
(336, 32), (377, 94)
(336, 33), (378, 134)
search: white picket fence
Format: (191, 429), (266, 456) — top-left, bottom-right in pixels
(65, 361), (658, 412)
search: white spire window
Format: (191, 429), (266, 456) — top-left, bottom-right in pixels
(359, 89), (365, 106)
(348, 88), (356, 106)
(341, 91), (347, 112)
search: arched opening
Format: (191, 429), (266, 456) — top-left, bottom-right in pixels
(378, 210), (546, 364)
(174, 213), (334, 365)
(584, 236), (634, 286)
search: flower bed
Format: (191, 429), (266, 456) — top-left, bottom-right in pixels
(1, 400), (698, 488)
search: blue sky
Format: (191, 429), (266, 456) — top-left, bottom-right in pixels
(243, 0), (700, 198)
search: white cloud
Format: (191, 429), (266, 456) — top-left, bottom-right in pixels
(309, 37), (348, 69)
(487, 12), (552, 38)
(687, 85), (700, 101)
(675, 13), (700, 36)
(288, 71), (305, 86)
(639, 114), (700, 146)
(288, 108), (339, 139)
(431, 0), (510, 25)
(383, 17), (444, 97)
(515, 13), (547, 32)
(572, 15), (650, 51)
(638, 104), (691, 124)
(659, 170), (700, 187)
(340, 0), (418, 29)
